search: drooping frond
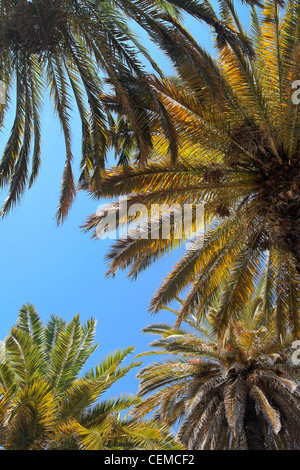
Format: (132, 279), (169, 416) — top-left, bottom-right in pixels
(134, 302), (300, 449)
(85, 1), (300, 337)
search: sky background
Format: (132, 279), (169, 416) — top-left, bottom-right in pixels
(0, 4), (250, 399)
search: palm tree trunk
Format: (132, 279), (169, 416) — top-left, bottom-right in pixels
(244, 397), (265, 450)
(268, 177), (300, 274)
(271, 191), (300, 274)
(287, 237), (300, 274)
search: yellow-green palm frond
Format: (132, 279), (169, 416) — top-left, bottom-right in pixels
(83, 155), (300, 337)
(47, 314), (97, 393)
(3, 379), (57, 450)
(0, 304), (183, 450)
(84, 346), (142, 385)
(85, 0), (300, 338)
(148, 216), (242, 318)
(76, 413), (183, 450)
(116, 418), (184, 450)
(5, 327), (44, 387)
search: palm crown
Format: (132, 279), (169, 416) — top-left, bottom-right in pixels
(0, 0), (268, 223)
(134, 298), (300, 450)
(0, 0), (186, 222)
(83, 0), (300, 336)
(0, 303), (182, 450)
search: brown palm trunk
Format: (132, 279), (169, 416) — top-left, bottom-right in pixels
(269, 178), (300, 273)
(244, 397), (265, 450)
(286, 237), (300, 274)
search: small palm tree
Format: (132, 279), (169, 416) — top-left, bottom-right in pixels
(0, 303), (182, 450)
(134, 298), (300, 450)
(83, 0), (300, 335)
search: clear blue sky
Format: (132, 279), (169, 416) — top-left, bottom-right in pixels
(0, 4), (250, 398)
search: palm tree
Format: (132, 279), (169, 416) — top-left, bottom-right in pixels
(0, 0), (260, 224)
(0, 303), (182, 450)
(133, 298), (300, 450)
(83, 0), (300, 335)
(0, 0), (185, 223)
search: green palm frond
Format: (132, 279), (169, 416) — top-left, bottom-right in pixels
(48, 314), (85, 393)
(5, 327), (43, 387)
(0, 0), (258, 221)
(0, 304), (180, 450)
(84, 347), (142, 391)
